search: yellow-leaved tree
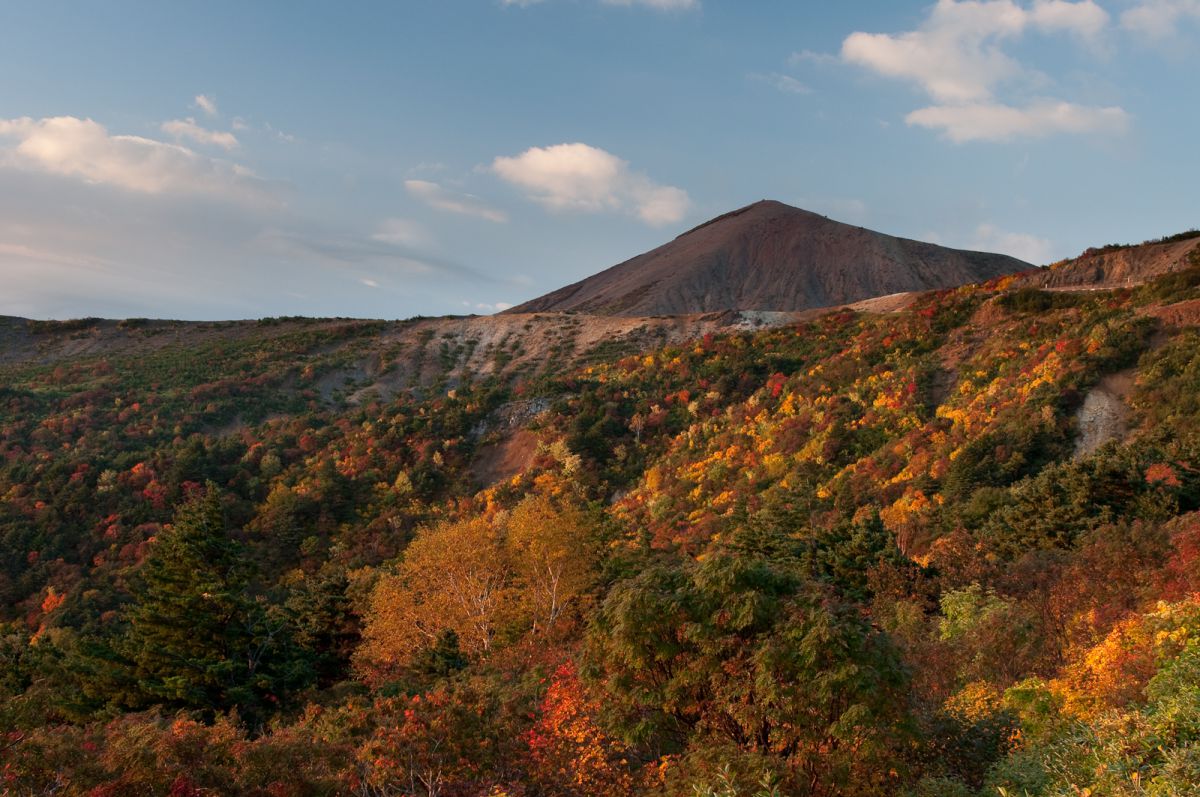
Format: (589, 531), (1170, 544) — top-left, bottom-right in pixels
(357, 516), (516, 682)
(356, 494), (601, 683)
(507, 493), (600, 634)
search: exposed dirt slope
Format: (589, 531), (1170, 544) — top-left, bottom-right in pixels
(1030, 236), (1200, 290)
(1074, 370), (1134, 459)
(0, 310), (816, 402)
(506, 200), (1030, 316)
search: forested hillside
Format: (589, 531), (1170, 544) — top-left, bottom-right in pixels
(3, 245), (1200, 795)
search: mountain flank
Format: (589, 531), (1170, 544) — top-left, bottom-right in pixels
(1028, 232), (1200, 290)
(0, 309), (817, 402)
(507, 200), (1032, 316)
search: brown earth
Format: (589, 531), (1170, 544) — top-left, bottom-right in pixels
(1029, 237), (1200, 290)
(470, 428), (542, 487)
(1139, 298), (1200, 328)
(506, 200), (1030, 316)
(848, 292), (921, 314)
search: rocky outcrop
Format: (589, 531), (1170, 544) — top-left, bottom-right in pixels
(1033, 236), (1200, 290)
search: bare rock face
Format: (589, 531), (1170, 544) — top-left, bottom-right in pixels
(1031, 236), (1200, 290)
(506, 200), (1032, 316)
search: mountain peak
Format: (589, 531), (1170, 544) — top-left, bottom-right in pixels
(507, 203), (1031, 316)
(674, 199), (817, 239)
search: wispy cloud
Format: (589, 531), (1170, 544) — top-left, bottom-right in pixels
(971, 222), (1055, 264)
(0, 115), (271, 201)
(405, 179), (508, 223)
(1121, 0), (1200, 39)
(409, 161), (448, 175)
(161, 118), (239, 150)
(0, 112), (485, 321)
(788, 49), (840, 67)
(0, 188), (277, 319)
(254, 227), (487, 282)
(750, 72), (812, 95)
(372, 218), (432, 248)
(906, 100), (1128, 142)
(492, 142), (690, 226)
(225, 117), (296, 144)
(264, 122), (296, 143)
(193, 94), (219, 117)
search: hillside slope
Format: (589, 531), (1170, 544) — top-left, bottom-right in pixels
(0, 309), (815, 403)
(1030, 233), (1200, 289)
(507, 200), (1031, 315)
(6, 253), (1200, 794)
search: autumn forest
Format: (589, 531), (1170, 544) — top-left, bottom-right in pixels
(4, 241), (1200, 796)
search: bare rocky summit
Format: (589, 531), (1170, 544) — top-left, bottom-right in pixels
(506, 200), (1032, 316)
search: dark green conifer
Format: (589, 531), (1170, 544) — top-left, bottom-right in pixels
(124, 483), (279, 717)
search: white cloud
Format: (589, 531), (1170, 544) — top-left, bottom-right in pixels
(789, 49), (840, 67)
(842, 0), (1108, 102)
(161, 117), (239, 150)
(1121, 0), (1200, 38)
(372, 218), (432, 248)
(264, 122), (296, 143)
(0, 124), (485, 321)
(1031, 0), (1110, 38)
(193, 94), (218, 117)
(405, 179), (508, 223)
(906, 100), (1129, 142)
(843, 5), (1022, 103)
(0, 115), (270, 200)
(361, 278), (380, 288)
(838, 1), (1122, 141)
(750, 72), (812, 95)
(224, 118), (296, 143)
(491, 142), (690, 226)
(970, 223), (1055, 264)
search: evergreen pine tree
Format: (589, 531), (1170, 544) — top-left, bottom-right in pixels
(124, 483), (269, 716)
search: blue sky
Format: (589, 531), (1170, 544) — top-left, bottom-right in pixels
(0, 0), (1196, 320)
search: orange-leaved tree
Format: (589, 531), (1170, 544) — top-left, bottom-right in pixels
(356, 493), (603, 683)
(357, 517), (516, 683)
(507, 494), (601, 634)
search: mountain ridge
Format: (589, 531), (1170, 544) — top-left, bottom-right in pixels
(507, 199), (1033, 316)
(1027, 232), (1200, 290)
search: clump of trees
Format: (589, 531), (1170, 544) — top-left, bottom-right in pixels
(357, 493), (603, 683)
